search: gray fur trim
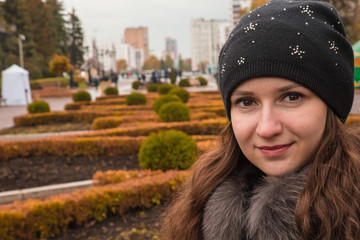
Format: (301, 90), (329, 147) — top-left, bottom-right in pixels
(203, 164), (310, 240)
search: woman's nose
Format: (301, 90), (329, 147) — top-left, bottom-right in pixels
(255, 106), (283, 138)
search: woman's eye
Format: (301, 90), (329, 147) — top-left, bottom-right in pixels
(237, 98), (255, 107)
(283, 93), (303, 102)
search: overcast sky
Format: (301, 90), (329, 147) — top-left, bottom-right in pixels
(61, 0), (229, 59)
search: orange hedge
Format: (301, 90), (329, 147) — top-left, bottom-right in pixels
(73, 118), (228, 138)
(345, 115), (360, 126)
(0, 170), (188, 240)
(93, 169), (164, 186)
(13, 111), (116, 127)
(0, 135), (217, 161)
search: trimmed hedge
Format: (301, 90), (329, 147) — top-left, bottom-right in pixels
(146, 83), (158, 92)
(197, 76), (208, 86)
(139, 130), (197, 170)
(0, 135), (217, 161)
(159, 102), (190, 122)
(153, 94), (182, 114)
(104, 87), (119, 96)
(92, 116), (123, 130)
(178, 78), (190, 87)
(132, 80), (141, 89)
(14, 111), (113, 127)
(345, 115), (360, 126)
(168, 87), (190, 103)
(0, 171), (188, 240)
(93, 169), (163, 186)
(72, 90), (91, 102)
(27, 100), (50, 114)
(157, 84), (174, 95)
(92, 114), (159, 130)
(126, 93), (147, 105)
(0, 136), (145, 161)
(72, 118), (228, 138)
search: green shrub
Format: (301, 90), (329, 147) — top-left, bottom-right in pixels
(157, 84), (174, 95)
(126, 92), (147, 105)
(132, 80), (141, 89)
(168, 87), (190, 103)
(153, 94), (182, 114)
(138, 130), (197, 170)
(159, 102), (190, 122)
(197, 76), (208, 86)
(178, 78), (190, 87)
(27, 100), (50, 114)
(146, 83), (158, 92)
(104, 87), (119, 96)
(72, 90), (91, 102)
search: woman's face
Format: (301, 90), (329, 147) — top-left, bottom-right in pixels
(230, 77), (327, 176)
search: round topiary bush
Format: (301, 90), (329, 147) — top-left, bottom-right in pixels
(104, 86), (119, 96)
(168, 87), (190, 103)
(138, 130), (197, 170)
(72, 90), (91, 102)
(159, 102), (190, 122)
(146, 83), (158, 92)
(126, 92), (147, 105)
(157, 84), (174, 95)
(153, 94), (182, 114)
(132, 80), (141, 89)
(178, 78), (190, 87)
(27, 100), (50, 114)
(197, 76), (208, 86)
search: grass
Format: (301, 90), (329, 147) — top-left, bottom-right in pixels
(0, 122), (92, 135)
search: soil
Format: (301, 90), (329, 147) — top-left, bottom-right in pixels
(50, 204), (165, 240)
(0, 154), (167, 239)
(0, 154), (140, 192)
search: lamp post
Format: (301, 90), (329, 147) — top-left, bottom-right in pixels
(18, 34), (26, 68)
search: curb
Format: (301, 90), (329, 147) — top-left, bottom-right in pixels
(0, 130), (90, 141)
(0, 179), (94, 205)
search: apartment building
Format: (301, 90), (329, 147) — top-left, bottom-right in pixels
(190, 18), (228, 72)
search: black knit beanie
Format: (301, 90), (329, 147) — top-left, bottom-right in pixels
(219, 0), (354, 122)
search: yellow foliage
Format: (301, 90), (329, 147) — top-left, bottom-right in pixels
(49, 54), (72, 76)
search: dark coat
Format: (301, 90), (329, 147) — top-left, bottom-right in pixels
(202, 163), (310, 240)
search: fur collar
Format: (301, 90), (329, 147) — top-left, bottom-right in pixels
(202, 163), (310, 240)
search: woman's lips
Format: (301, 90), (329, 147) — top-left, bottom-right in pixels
(257, 143), (293, 157)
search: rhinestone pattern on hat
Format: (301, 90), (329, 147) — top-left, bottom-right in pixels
(300, 5), (313, 16)
(244, 23), (258, 33)
(289, 45), (306, 59)
(329, 41), (339, 54)
(237, 57), (246, 65)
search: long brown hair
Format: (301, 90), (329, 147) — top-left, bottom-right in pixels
(296, 110), (360, 239)
(161, 109), (360, 239)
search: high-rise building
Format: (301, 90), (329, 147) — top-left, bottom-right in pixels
(124, 27), (149, 60)
(190, 18), (228, 72)
(165, 37), (177, 61)
(228, 0), (251, 27)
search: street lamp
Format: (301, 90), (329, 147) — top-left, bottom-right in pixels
(18, 34), (25, 68)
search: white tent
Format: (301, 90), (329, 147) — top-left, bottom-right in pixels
(1, 64), (32, 106)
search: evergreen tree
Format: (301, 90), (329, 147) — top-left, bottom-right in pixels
(46, 0), (68, 55)
(67, 8), (84, 68)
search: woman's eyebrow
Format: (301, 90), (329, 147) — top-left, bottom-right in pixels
(231, 90), (254, 96)
(278, 84), (302, 92)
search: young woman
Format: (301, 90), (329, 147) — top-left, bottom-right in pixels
(162, 0), (360, 239)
